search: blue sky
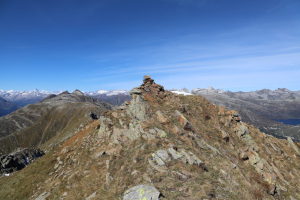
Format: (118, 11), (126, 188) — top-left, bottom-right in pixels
(0, 0), (300, 92)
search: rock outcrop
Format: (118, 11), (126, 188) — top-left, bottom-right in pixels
(124, 184), (162, 200)
(0, 148), (44, 175)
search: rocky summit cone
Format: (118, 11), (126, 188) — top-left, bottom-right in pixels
(1, 76), (300, 200)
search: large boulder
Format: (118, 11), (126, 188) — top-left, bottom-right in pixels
(124, 184), (162, 200)
(0, 148), (44, 174)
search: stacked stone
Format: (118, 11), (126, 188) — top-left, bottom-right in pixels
(138, 75), (166, 99)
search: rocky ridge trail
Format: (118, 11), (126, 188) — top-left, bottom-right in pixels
(0, 76), (300, 200)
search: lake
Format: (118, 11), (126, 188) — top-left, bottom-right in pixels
(273, 119), (300, 126)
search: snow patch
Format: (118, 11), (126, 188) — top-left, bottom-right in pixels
(171, 91), (192, 96)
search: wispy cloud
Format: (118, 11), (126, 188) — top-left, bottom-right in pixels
(84, 49), (300, 91)
(83, 19), (300, 91)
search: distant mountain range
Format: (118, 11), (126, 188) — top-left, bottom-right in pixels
(170, 87), (300, 141)
(170, 87), (300, 100)
(0, 89), (129, 107)
(0, 96), (21, 117)
(1, 87), (300, 141)
(0, 89), (130, 117)
(0, 89), (60, 107)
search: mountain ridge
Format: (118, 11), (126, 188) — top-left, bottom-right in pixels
(1, 87), (300, 140)
(171, 88), (300, 141)
(1, 76), (299, 199)
(0, 97), (21, 117)
(0, 90), (113, 154)
(0, 89), (130, 107)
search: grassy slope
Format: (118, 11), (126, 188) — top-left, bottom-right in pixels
(0, 102), (106, 154)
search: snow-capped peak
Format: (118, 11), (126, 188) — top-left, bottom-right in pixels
(96, 90), (109, 94)
(276, 88), (290, 92)
(191, 87), (224, 94)
(107, 90), (128, 96)
(85, 89), (129, 96)
(170, 88), (192, 96)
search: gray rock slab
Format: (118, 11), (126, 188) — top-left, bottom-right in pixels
(85, 191), (97, 200)
(124, 184), (161, 200)
(35, 192), (50, 200)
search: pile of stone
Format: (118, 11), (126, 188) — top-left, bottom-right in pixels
(138, 75), (166, 99)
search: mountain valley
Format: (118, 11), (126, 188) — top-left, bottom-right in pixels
(0, 97), (21, 118)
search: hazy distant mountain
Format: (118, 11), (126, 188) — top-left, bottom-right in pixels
(171, 87), (300, 141)
(0, 97), (21, 117)
(85, 90), (131, 105)
(0, 89), (61, 107)
(85, 89), (128, 96)
(0, 90), (113, 154)
(0, 89), (131, 107)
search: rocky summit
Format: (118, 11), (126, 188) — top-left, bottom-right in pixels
(0, 76), (300, 200)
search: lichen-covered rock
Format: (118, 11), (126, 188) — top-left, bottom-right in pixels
(220, 130), (230, 141)
(150, 148), (204, 170)
(152, 153), (166, 166)
(156, 110), (170, 124)
(85, 191), (97, 200)
(174, 110), (193, 131)
(127, 92), (148, 121)
(236, 123), (249, 138)
(35, 191), (50, 200)
(124, 184), (161, 200)
(148, 158), (167, 173)
(171, 126), (180, 135)
(262, 171), (277, 195)
(155, 150), (171, 163)
(154, 128), (167, 138)
(168, 148), (183, 160)
(248, 150), (260, 165)
(239, 152), (249, 160)
(180, 149), (195, 165)
(187, 151), (204, 166)
(98, 117), (112, 139)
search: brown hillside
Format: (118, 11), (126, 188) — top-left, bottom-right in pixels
(0, 90), (113, 154)
(0, 76), (299, 200)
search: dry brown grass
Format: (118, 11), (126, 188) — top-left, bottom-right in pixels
(249, 171), (270, 195)
(252, 186), (264, 200)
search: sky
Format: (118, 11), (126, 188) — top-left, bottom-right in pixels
(0, 0), (300, 92)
